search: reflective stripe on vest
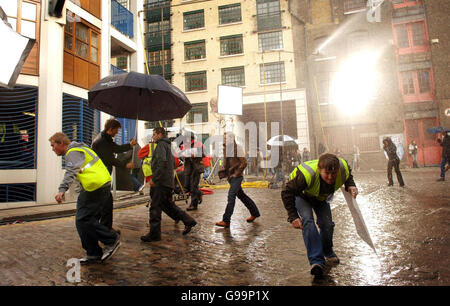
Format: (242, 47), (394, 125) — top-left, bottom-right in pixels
(288, 158), (349, 201)
(66, 146), (111, 192)
(142, 143), (156, 177)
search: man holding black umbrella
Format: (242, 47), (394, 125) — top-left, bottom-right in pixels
(91, 118), (138, 233)
(141, 127), (197, 242)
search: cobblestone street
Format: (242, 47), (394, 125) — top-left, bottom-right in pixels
(0, 168), (448, 286)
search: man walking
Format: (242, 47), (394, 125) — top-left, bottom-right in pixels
(92, 118), (138, 232)
(215, 132), (260, 228)
(281, 153), (358, 276)
(141, 127), (197, 242)
(50, 132), (120, 264)
(437, 131), (450, 181)
(408, 140), (419, 168)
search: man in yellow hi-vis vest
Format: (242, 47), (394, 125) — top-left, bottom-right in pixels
(49, 132), (121, 264)
(281, 153), (358, 276)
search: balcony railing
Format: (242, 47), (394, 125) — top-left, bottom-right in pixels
(111, 0), (134, 38)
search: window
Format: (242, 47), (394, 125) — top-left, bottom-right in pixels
(394, 21), (427, 53)
(184, 40), (206, 61)
(0, 85), (38, 170)
(344, 0), (366, 14)
(0, 0), (40, 75)
(220, 35), (243, 56)
(399, 69), (432, 102)
(258, 31), (283, 51)
(222, 66), (245, 87)
(186, 103), (209, 123)
(256, 0), (281, 31)
(185, 71), (207, 92)
(65, 12), (101, 64)
(147, 20), (170, 36)
(392, 0), (421, 9)
(260, 61), (285, 84)
(219, 3), (242, 25)
(183, 10), (204, 31)
(149, 50), (170, 66)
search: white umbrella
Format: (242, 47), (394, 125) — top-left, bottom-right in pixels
(267, 135), (298, 146)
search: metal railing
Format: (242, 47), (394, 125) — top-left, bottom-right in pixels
(111, 0), (134, 38)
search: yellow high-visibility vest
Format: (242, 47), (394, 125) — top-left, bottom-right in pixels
(66, 146), (111, 192)
(142, 143), (157, 177)
(288, 158), (349, 201)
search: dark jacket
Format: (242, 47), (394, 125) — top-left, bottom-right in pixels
(91, 130), (132, 173)
(383, 138), (398, 161)
(222, 141), (247, 178)
(281, 160), (356, 223)
(439, 133), (450, 159)
(151, 137), (174, 189)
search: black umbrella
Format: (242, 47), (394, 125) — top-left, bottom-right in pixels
(88, 72), (192, 121)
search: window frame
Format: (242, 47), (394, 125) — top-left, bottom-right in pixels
(218, 3), (242, 25)
(392, 0), (422, 9)
(260, 61), (285, 85)
(343, 0), (367, 14)
(258, 31), (283, 52)
(186, 102), (209, 124)
(185, 71), (207, 92)
(184, 40), (206, 61)
(220, 34), (244, 56)
(393, 20), (428, 55)
(398, 68), (433, 103)
(221, 66), (245, 87)
(183, 10), (205, 31)
(64, 11), (101, 66)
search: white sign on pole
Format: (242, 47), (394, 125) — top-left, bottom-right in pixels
(445, 108), (450, 117)
(217, 85), (243, 116)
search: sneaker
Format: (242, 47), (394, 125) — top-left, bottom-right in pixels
(182, 221), (197, 235)
(310, 263), (325, 276)
(79, 255), (101, 265)
(101, 234), (121, 262)
(437, 177), (445, 182)
(186, 205), (198, 211)
(215, 221), (230, 228)
(140, 233), (161, 242)
(325, 255), (340, 265)
(246, 215), (259, 223)
(111, 228), (121, 235)
(138, 184), (146, 193)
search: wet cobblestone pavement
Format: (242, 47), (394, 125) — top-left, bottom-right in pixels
(0, 168), (448, 286)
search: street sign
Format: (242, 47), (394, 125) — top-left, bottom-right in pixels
(445, 108), (450, 117)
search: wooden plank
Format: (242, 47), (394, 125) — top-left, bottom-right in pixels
(73, 56), (89, 89)
(88, 63), (99, 89)
(63, 52), (74, 84)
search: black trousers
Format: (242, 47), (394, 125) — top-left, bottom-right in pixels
(98, 190), (113, 230)
(149, 186), (196, 239)
(184, 159), (202, 206)
(76, 186), (118, 256)
(387, 158), (405, 186)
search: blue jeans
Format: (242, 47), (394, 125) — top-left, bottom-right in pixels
(222, 176), (260, 223)
(203, 167), (211, 179)
(440, 156), (447, 178)
(295, 196), (336, 266)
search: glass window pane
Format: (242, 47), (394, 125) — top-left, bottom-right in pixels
(91, 47), (98, 63)
(64, 33), (73, 50)
(91, 32), (98, 48)
(21, 2), (37, 21)
(75, 23), (89, 42)
(0, 0), (18, 17)
(76, 40), (89, 59)
(411, 23), (425, 46)
(258, 31), (283, 51)
(21, 20), (35, 39)
(396, 25), (409, 48)
(417, 70), (430, 93)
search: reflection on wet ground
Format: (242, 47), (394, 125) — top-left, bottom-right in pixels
(0, 169), (448, 285)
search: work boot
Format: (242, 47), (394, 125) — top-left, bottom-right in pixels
(436, 177), (445, 182)
(140, 232), (161, 242)
(310, 264), (325, 276)
(246, 215), (259, 223)
(79, 255), (102, 265)
(186, 204), (197, 211)
(325, 255), (340, 265)
(182, 221), (197, 235)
